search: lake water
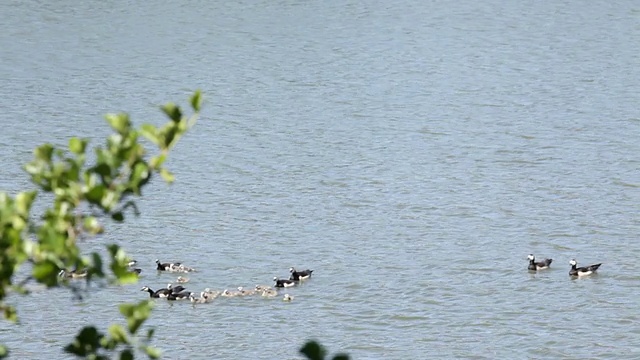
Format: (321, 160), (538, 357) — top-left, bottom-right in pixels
(1, 1), (639, 359)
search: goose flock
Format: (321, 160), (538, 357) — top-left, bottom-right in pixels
(140, 261), (313, 304)
(527, 254), (603, 277)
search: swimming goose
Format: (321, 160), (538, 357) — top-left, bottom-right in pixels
(127, 260), (142, 274)
(155, 259), (179, 271)
(189, 292), (208, 304)
(221, 289), (242, 297)
(289, 267), (314, 281)
(167, 283), (186, 294)
(237, 287), (257, 296)
(273, 277), (295, 288)
(255, 285), (273, 292)
(169, 263), (196, 273)
(204, 288), (221, 299)
(569, 259), (602, 277)
(58, 269), (88, 279)
(176, 276), (189, 283)
(283, 294), (294, 302)
(167, 290), (191, 300)
(141, 285), (171, 298)
(261, 288), (278, 297)
(527, 254), (552, 271)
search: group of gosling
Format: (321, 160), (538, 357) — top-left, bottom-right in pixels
(141, 259), (314, 304)
(528, 254), (602, 276)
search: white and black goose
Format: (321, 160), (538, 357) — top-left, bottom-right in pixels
(273, 277), (295, 288)
(156, 259), (180, 271)
(289, 267), (314, 281)
(141, 285), (171, 298)
(527, 254), (552, 271)
(167, 290), (191, 300)
(167, 283), (186, 294)
(569, 259), (602, 277)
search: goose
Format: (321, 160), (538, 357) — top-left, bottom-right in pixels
(221, 289), (242, 297)
(155, 259), (179, 271)
(58, 269), (88, 279)
(167, 290), (191, 300)
(189, 292), (208, 304)
(283, 294), (294, 302)
(255, 285), (273, 292)
(237, 287), (257, 296)
(569, 259), (602, 277)
(169, 263), (196, 273)
(261, 288), (278, 297)
(527, 254), (552, 271)
(167, 283), (186, 294)
(204, 288), (221, 299)
(127, 260), (142, 275)
(289, 267), (314, 281)
(140, 285), (171, 298)
(274, 277), (295, 288)
(176, 276), (189, 283)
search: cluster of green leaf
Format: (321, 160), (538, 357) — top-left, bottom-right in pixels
(0, 91), (202, 359)
(0, 90), (351, 359)
(300, 341), (350, 360)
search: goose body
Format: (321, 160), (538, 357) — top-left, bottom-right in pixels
(237, 287), (256, 296)
(167, 290), (191, 300)
(569, 259), (602, 277)
(169, 263), (196, 273)
(189, 292), (208, 304)
(167, 283), (186, 294)
(176, 276), (189, 283)
(221, 289), (242, 297)
(289, 267), (314, 281)
(274, 277), (295, 288)
(155, 259), (179, 271)
(58, 269), (88, 279)
(527, 254), (552, 271)
(283, 294), (294, 302)
(141, 286), (171, 298)
(261, 288), (278, 297)
(204, 288), (221, 299)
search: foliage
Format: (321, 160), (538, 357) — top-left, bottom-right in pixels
(0, 91), (202, 359)
(0, 90), (351, 359)
(300, 341), (350, 360)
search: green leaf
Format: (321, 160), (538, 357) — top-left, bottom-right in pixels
(84, 216), (104, 234)
(108, 324), (129, 344)
(333, 354), (350, 360)
(65, 326), (103, 356)
(111, 212), (124, 222)
(1, 304), (18, 323)
(105, 113), (131, 134)
(149, 154), (166, 169)
(190, 90), (203, 112)
(0, 344), (8, 358)
(159, 168), (174, 184)
(32, 260), (59, 287)
(139, 124), (160, 146)
(69, 137), (88, 155)
(34, 143), (54, 162)
(300, 341), (326, 360)
(161, 103), (182, 123)
(119, 349), (134, 360)
(144, 346), (161, 359)
(119, 300), (153, 334)
(15, 191), (37, 216)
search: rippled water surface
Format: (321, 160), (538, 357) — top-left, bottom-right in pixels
(1, 1), (639, 359)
